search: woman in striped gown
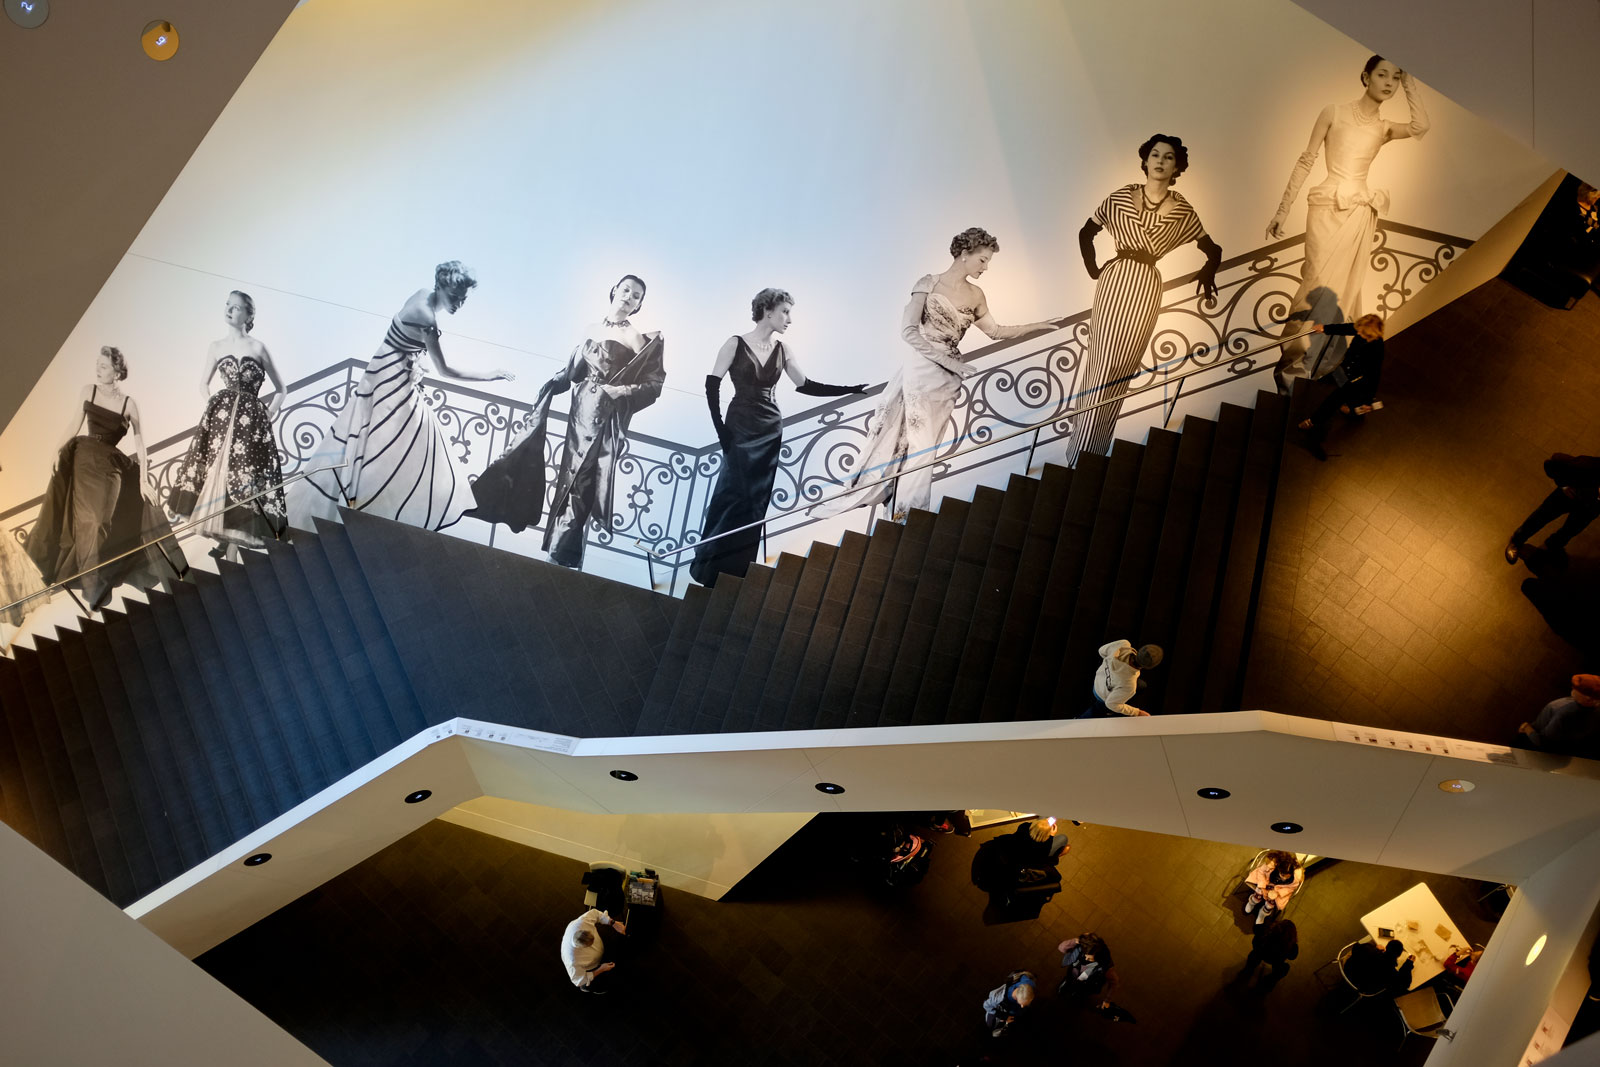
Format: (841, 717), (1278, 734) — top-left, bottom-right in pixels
(1075, 135), (1221, 462)
(289, 262), (514, 532)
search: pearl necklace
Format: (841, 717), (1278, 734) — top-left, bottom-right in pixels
(603, 316), (631, 328)
(1350, 101), (1382, 127)
(748, 336), (775, 352)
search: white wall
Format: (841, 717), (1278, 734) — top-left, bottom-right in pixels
(441, 797), (812, 899)
(0, 0), (1553, 510)
(0, 821), (326, 1067)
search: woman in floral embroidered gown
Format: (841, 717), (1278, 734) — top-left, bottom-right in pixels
(168, 291), (289, 562)
(813, 229), (1053, 521)
(1268, 56), (1428, 389)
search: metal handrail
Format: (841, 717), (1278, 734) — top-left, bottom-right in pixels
(644, 328), (1313, 560)
(0, 464), (347, 617)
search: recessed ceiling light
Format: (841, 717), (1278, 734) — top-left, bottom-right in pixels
(1269, 821), (1303, 834)
(1197, 787), (1231, 800)
(1526, 934), (1547, 966)
(141, 19), (179, 61)
(404, 790), (432, 804)
(243, 853), (272, 867)
(1437, 779), (1474, 793)
(815, 782), (846, 795)
(609, 770), (639, 782)
(5, 0), (50, 30)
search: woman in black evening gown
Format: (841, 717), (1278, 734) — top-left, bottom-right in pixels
(690, 289), (867, 586)
(26, 347), (187, 609)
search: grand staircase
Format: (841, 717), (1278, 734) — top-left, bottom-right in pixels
(0, 390), (1287, 910)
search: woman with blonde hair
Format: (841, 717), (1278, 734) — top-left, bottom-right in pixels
(1296, 314), (1385, 461)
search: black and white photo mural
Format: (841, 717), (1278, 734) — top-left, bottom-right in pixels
(1073, 135), (1220, 464)
(166, 291), (289, 563)
(690, 289), (869, 586)
(0, 0), (1556, 638)
(288, 262), (515, 532)
(468, 276), (664, 571)
(1268, 56), (1429, 388)
(814, 228), (1054, 522)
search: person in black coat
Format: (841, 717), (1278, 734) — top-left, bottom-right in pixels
(1506, 453), (1600, 567)
(1294, 314), (1385, 461)
(1242, 919), (1299, 989)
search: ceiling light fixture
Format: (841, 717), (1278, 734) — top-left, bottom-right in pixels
(140, 19), (179, 61)
(243, 853), (272, 867)
(1437, 779), (1475, 794)
(609, 770), (639, 782)
(1269, 821), (1303, 834)
(815, 782), (846, 795)
(1196, 787), (1231, 800)
(404, 790), (432, 804)
(4, 0), (50, 29)
(1526, 934), (1547, 966)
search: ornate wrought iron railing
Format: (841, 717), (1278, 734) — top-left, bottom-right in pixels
(0, 222), (1469, 602)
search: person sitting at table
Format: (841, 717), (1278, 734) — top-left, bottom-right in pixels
(1243, 850), (1304, 925)
(561, 907), (627, 993)
(1345, 937), (1415, 994)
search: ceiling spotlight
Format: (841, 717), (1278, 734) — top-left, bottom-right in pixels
(404, 790), (432, 804)
(1269, 822), (1303, 835)
(815, 782), (845, 795)
(1437, 779), (1475, 794)
(243, 853), (272, 867)
(609, 770), (639, 782)
(141, 19), (179, 61)
(1196, 787), (1231, 800)
(1526, 934), (1547, 966)
(4, 0), (50, 29)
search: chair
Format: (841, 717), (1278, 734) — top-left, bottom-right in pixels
(1394, 986), (1454, 1049)
(1326, 936), (1389, 1013)
(581, 862), (627, 909)
(1240, 848), (1306, 921)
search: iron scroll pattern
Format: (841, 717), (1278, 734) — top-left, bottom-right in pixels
(1, 223), (1468, 596)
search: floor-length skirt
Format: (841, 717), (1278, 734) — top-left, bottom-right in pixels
(464, 431), (548, 533)
(1275, 197), (1379, 386)
(812, 358), (961, 520)
(1071, 258), (1163, 462)
(288, 348), (475, 532)
(691, 395), (783, 585)
(170, 390), (289, 548)
(0, 529), (47, 626)
(26, 438), (187, 609)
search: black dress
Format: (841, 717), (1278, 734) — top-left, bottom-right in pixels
(26, 388), (187, 609)
(691, 339), (786, 586)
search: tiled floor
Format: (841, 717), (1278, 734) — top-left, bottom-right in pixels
(199, 816), (1500, 1067)
(1245, 280), (1600, 745)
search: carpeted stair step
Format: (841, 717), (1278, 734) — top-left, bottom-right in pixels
(979, 463), (1076, 721)
(721, 553), (806, 734)
(814, 522), (903, 730)
(635, 582), (712, 736)
(663, 574), (743, 734)
(1162, 403), (1253, 715)
(753, 543), (838, 730)
(782, 530), (870, 730)
(693, 564), (774, 733)
(911, 486), (1005, 725)
(0, 648), (77, 867)
(843, 509), (935, 729)
(878, 498), (972, 728)
(1200, 391), (1288, 715)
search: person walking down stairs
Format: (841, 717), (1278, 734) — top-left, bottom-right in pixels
(1081, 640), (1162, 718)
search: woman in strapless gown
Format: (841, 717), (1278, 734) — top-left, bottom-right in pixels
(689, 288), (867, 586)
(26, 347), (187, 610)
(289, 262), (513, 532)
(1268, 56), (1428, 388)
(168, 291), (289, 559)
(466, 275), (664, 571)
(814, 228), (1052, 520)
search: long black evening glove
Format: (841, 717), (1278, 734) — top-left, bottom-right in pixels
(1079, 218), (1103, 280)
(704, 374), (731, 449)
(1195, 234), (1222, 303)
(795, 378), (869, 397)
